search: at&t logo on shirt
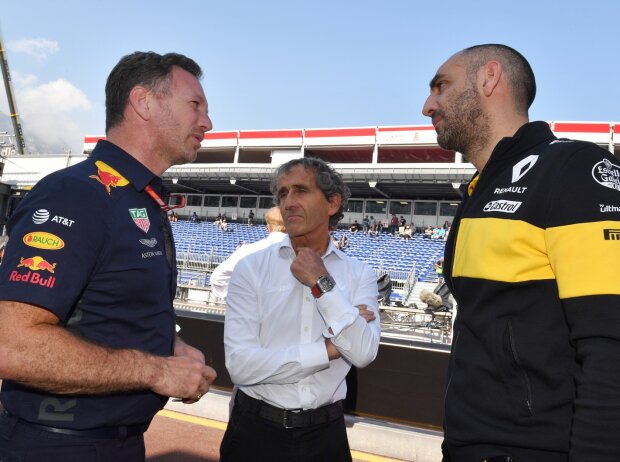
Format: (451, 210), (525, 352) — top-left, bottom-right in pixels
(32, 209), (75, 227)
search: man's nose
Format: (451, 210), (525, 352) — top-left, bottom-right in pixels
(201, 113), (213, 132)
(422, 94), (436, 118)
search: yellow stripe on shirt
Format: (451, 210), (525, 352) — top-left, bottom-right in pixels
(546, 220), (620, 299)
(452, 218), (555, 283)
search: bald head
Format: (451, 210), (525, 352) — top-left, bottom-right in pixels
(458, 44), (536, 116)
(265, 207), (285, 232)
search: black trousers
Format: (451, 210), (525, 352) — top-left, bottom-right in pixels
(220, 399), (352, 462)
(0, 411), (145, 462)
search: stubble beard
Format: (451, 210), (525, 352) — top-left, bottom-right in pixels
(436, 87), (490, 163)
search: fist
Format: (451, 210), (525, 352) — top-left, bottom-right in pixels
(290, 247), (328, 286)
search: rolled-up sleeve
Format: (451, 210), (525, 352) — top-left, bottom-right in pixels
(316, 263), (380, 368)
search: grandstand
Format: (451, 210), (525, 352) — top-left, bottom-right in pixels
(172, 220), (446, 305)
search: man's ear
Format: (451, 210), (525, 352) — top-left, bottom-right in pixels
(327, 193), (342, 217)
(128, 86), (151, 121)
(480, 60), (502, 97)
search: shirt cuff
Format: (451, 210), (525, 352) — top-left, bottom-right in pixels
(299, 339), (330, 372)
(316, 287), (358, 337)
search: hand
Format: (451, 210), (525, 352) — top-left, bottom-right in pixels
(150, 354), (217, 403)
(174, 337), (205, 363)
(356, 304), (376, 323)
(173, 338), (214, 403)
(325, 339), (342, 360)
(290, 247), (328, 287)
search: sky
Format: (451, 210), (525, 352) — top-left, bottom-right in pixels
(0, 0), (619, 155)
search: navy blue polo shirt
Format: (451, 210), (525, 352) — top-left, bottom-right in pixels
(0, 140), (177, 429)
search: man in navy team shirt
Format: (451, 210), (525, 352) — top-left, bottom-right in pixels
(0, 51), (216, 461)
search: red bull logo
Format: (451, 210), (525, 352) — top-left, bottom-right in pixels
(89, 161), (129, 195)
(17, 256), (57, 273)
(11, 256), (57, 288)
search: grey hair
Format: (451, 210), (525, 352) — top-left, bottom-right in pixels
(270, 157), (351, 230)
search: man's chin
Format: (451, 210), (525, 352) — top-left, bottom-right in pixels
(171, 151), (198, 167)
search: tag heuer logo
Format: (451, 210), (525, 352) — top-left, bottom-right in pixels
(603, 229), (620, 241)
(129, 208), (150, 233)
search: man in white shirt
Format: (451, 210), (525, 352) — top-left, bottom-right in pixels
(220, 157), (381, 462)
(210, 207), (286, 299)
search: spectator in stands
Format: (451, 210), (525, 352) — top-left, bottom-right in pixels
(431, 226), (441, 239)
(389, 213), (399, 234)
(247, 209), (254, 226)
(220, 216), (228, 232)
(423, 43), (620, 461)
(210, 207), (286, 299)
(399, 216), (406, 228)
(191, 211), (199, 222)
(169, 211), (178, 222)
(349, 220), (360, 233)
(339, 232), (349, 250)
(221, 157), (380, 462)
(434, 257), (444, 283)
(370, 216), (377, 233)
(402, 225), (413, 240)
(377, 219), (385, 234)
(423, 225), (433, 238)
(362, 215), (370, 233)
(0, 51), (216, 461)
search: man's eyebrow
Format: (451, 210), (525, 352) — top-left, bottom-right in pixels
(277, 183), (306, 193)
(429, 73), (445, 89)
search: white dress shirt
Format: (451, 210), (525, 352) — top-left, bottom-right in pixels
(210, 232), (287, 299)
(224, 236), (381, 410)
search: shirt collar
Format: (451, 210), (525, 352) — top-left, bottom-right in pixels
(470, 121), (557, 196)
(277, 234), (346, 260)
(488, 121), (556, 164)
(90, 139), (158, 192)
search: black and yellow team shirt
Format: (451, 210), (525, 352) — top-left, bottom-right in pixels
(442, 122), (620, 462)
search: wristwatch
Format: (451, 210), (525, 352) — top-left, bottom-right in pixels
(311, 275), (336, 298)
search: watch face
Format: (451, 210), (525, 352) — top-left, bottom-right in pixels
(317, 275), (336, 293)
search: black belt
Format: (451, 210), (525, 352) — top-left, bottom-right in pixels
(3, 410), (149, 439)
(236, 390), (344, 429)
(482, 458), (515, 462)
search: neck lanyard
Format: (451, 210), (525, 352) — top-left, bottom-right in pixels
(144, 185), (186, 212)
(144, 184), (178, 268)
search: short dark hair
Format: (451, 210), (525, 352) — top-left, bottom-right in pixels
(105, 51), (202, 132)
(461, 44), (536, 115)
(270, 157), (351, 231)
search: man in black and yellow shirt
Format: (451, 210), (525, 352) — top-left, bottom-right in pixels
(423, 44), (620, 462)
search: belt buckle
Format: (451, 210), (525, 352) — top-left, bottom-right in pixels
(283, 410), (293, 429)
